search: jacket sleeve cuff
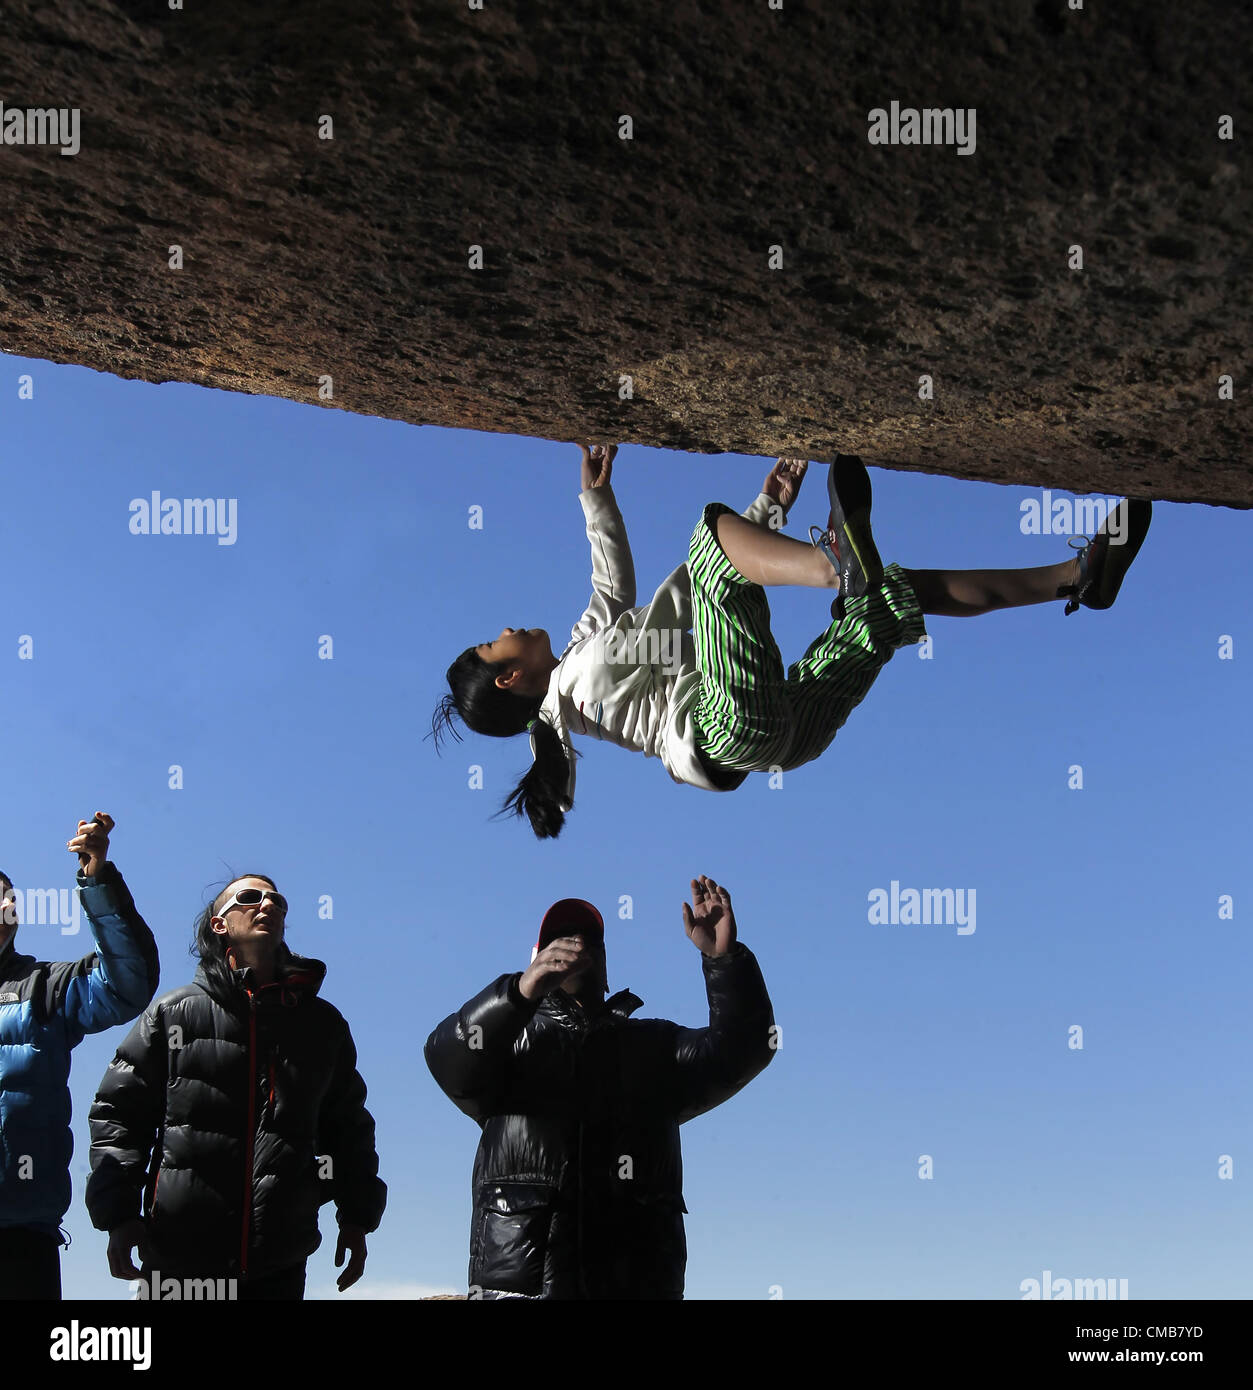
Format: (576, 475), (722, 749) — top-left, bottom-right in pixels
(76, 862), (138, 923)
(702, 941), (748, 966)
(741, 492), (783, 528)
(507, 973), (540, 1014)
(336, 1203), (384, 1235)
(578, 483), (621, 517)
(77, 860), (121, 888)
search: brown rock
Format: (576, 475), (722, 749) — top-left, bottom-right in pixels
(0, 0), (1248, 506)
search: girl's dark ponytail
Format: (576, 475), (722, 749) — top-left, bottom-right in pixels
(502, 715), (570, 840)
(431, 647), (574, 839)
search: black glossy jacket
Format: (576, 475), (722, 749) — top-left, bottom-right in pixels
(86, 949), (386, 1280)
(424, 942), (774, 1299)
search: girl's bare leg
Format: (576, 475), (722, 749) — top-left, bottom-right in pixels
(714, 511), (838, 589)
(716, 507), (1083, 613)
(905, 560), (1081, 617)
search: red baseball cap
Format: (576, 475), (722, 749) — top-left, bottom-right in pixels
(532, 899), (604, 960)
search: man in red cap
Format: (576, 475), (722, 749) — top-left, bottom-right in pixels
(424, 874), (775, 1299)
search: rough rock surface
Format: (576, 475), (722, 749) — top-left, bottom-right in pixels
(0, 0), (1248, 506)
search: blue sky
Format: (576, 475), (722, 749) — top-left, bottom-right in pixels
(3, 352), (1249, 1299)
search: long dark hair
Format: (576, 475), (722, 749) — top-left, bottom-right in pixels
(193, 873), (293, 993)
(430, 647), (573, 840)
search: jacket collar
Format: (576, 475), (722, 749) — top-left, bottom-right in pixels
(194, 950), (327, 1009)
(539, 986), (643, 1030)
(606, 987), (643, 1018)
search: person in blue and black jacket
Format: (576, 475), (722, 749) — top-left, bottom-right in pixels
(0, 812), (159, 1299)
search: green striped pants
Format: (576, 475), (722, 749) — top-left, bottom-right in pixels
(689, 502), (927, 774)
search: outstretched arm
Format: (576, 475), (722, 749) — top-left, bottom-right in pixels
(670, 877), (777, 1124)
(53, 814), (160, 1040)
(570, 443), (637, 642)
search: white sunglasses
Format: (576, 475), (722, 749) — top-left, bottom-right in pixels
(217, 887), (288, 918)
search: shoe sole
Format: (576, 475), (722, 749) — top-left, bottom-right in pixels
(1090, 498), (1152, 609)
(828, 456), (884, 596)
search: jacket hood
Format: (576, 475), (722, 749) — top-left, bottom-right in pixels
(0, 942), (35, 986)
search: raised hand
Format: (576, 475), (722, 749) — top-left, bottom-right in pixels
(67, 811), (113, 876)
(762, 457), (808, 510)
(681, 875), (737, 957)
(579, 443), (618, 490)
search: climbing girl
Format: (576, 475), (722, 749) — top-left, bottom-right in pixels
(431, 444), (1151, 838)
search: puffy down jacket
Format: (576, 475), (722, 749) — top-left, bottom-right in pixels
(86, 949), (386, 1279)
(425, 941), (774, 1299)
(0, 862), (159, 1236)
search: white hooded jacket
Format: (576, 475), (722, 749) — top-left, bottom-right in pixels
(531, 484), (793, 806)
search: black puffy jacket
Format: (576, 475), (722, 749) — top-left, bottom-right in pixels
(86, 950), (386, 1280)
(424, 942), (774, 1299)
